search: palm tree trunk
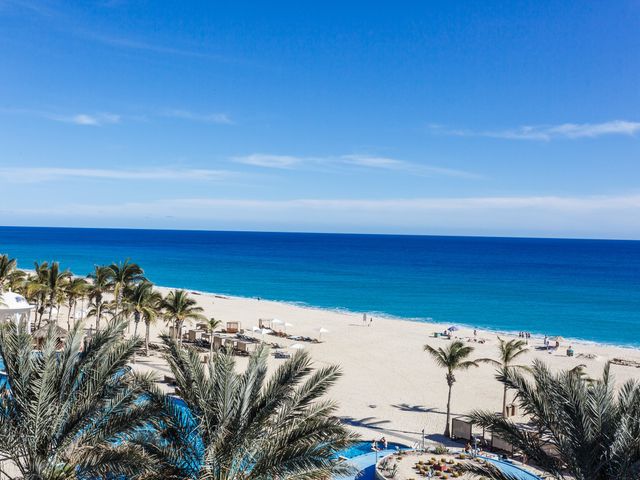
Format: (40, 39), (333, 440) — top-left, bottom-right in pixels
(177, 320), (184, 346)
(445, 383), (452, 437)
(145, 321), (150, 356)
(96, 303), (102, 331)
(502, 384), (508, 417)
(67, 304), (72, 331)
(133, 312), (140, 337)
(209, 332), (214, 357)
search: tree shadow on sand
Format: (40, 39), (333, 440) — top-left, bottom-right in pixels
(391, 404), (464, 417)
(391, 403), (437, 414)
(338, 416), (423, 444)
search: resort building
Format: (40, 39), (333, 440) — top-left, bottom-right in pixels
(0, 291), (34, 332)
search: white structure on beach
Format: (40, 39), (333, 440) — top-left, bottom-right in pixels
(0, 291), (34, 331)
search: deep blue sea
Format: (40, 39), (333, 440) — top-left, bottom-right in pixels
(1, 226), (639, 346)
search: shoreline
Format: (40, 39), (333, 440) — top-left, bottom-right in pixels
(161, 285), (640, 352)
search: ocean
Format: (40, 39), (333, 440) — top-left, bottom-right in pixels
(1, 226), (639, 347)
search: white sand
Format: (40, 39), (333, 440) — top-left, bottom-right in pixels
(122, 287), (640, 446)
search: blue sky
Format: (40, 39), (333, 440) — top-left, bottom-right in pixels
(1, 0), (639, 238)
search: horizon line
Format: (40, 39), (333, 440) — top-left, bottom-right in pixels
(1, 223), (638, 243)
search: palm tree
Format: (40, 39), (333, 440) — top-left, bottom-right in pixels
(31, 261), (51, 327)
(108, 260), (145, 322)
(87, 265), (112, 331)
(145, 338), (357, 479)
(0, 319), (164, 479)
(424, 340), (479, 437)
(6, 269), (27, 293)
(466, 361), (640, 480)
(0, 254), (17, 291)
(45, 261), (71, 322)
(478, 337), (530, 416)
(124, 281), (162, 346)
(205, 317), (222, 356)
(161, 290), (205, 346)
(64, 277), (89, 331)
(24, 269), (48, 330)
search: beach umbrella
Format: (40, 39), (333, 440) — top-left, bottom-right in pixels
(271, 318), (285, 332)
(549, 336), (564, 343)
(252, 326), (272, 341)
(284, 322), (294, 333)
(318, 327), (329, 340)
(447, 326), (460, 332)
(289, 343), (305, 350)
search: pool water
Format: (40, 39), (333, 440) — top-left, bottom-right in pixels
(485, 457), (541, 480)
(337, 441), (406, 459)
(333, 441), (408, 480)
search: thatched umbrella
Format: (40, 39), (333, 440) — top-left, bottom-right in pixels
(31, 324), (68, 349)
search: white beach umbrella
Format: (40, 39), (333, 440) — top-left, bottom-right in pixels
(317, 327), (329, 340)
(289, 343), (305, 350)
(253, 326), (273, 341)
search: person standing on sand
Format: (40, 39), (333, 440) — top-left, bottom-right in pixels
(369, 316), (373, 327)
(363, 313), (367, 326)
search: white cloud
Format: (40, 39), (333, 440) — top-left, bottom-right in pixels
(430, 120), (640, 141)
(233, 153), (481, 178)
(340, 154), (481, 178)
(233, 154), (303, 169)
(63, 113), (121, 126)
(0, 167), (234, 183)
(162, 109), (234, 125)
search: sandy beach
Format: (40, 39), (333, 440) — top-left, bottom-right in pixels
(113, 286), (640, 446)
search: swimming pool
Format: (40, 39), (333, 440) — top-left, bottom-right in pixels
(332, 443), (542, 480)
(333, 441), (409, 480)
(484, 457), (542, 480)
(337, 441), (406, 459)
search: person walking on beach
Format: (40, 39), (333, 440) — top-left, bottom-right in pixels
(369, 316), (373, 327)
(363, 313), (367, 326)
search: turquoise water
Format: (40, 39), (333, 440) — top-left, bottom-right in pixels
(337, 441), (406, 459)
(485, 457), (541, 480)
(1, 226), (639, 346)
(334, 441), (407, 480)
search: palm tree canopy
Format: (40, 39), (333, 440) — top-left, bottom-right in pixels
(124, 281), (162, 322)
(66, 277), (89, 302)
(467, 360), (640, 480)
(0, 319), (163, 479)
(0, 254), (17, 290)
(162, 290), (205, 323)
(478, 337), (530, 369)
(206, 317), (222, 332)
(87, 264), (112, 298)
(108, 260), (145, 301)
(424, 340), (479, 376)
(145, 338), (357, 479)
